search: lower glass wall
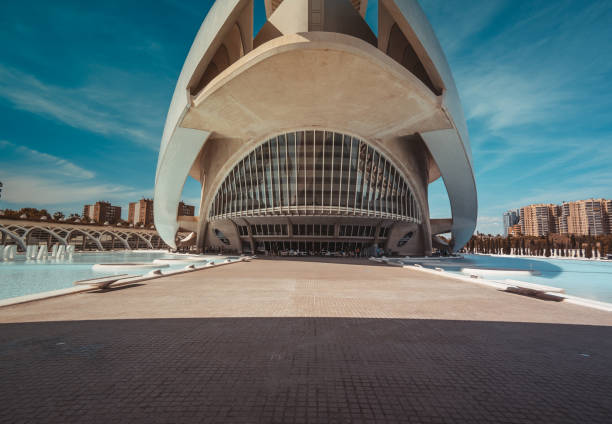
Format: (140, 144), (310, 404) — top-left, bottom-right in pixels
(252, 240), (376, 256)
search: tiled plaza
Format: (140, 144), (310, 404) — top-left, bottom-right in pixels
(1, 258), (611, 423)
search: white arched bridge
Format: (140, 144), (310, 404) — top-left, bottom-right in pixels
(0, 219), (173, 252)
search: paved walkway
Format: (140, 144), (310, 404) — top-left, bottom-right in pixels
(1, 258), (611, 423)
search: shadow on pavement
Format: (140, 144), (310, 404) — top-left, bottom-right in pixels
(1, 317), (611, 423)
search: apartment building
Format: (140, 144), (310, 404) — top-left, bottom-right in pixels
(127, 199), (195, 227)
(83, 201), (122, 224)
(520, 204), (558, 236)
(507, 224), (522, 236)
(513, 198), (611, 237)
(178, 201), (195, 217)
(560, 199), (609, 236)
(128, 198), (154, 227)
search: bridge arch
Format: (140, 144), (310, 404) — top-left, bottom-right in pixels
(130, 232), (153, 249)
(99, 231), (130, 250)
(66, 229), (104, 251)
(24, 226), (68, 246)
(0, 226), (27, 251)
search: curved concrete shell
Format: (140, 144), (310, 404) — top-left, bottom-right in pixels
(154, 0), (477, 254)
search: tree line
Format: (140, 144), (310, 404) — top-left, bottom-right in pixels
(0, 207), (126, 226)
(462, 233), (612, 259)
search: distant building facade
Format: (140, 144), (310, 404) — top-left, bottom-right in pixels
(178, 201), (195, 217)
(514, 198), (612, 237)
(83, 201), (122, 224)
(128, 198), (154, 227)
(507, 224), (522, 237)
(520, 204), (558, 237)
(606, 200), (612, 233)
(503, 209), (520, 235)
(560, 199), (610, 236)
(126, 199), (195, 227)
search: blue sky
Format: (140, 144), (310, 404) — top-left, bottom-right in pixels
(0, 0), (611, 234)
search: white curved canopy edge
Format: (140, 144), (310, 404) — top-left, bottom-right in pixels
(157, 0), (245, 176)
(154, 127), (210, 249)
(421, 129), (477, 251)
(390, 0), (477, 249)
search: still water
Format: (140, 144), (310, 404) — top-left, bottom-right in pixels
(0, 251), (231, 301)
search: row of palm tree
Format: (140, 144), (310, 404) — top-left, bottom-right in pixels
(462, 233), (612, 259)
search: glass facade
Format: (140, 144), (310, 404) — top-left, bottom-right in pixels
(209, 130), (422, 223)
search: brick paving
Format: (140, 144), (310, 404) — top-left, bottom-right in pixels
(1, 257), (612, 423)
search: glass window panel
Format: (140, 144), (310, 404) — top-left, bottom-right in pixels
(348, 138), (359, 208)
(258, 146), (267, 210)
(267, 140), (276, 209)
(297, 132), (306, 207)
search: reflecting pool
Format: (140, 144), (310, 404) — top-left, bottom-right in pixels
(392, 254), (612, 303)
(0, 251), (232, 301)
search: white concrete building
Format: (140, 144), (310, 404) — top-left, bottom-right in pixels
(154, 0), (477, 255)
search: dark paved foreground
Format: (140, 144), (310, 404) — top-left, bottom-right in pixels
(1, 258), (612, 423)
(1, 318), (612, 424)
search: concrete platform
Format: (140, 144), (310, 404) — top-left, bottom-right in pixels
(1, 258), (611, 423)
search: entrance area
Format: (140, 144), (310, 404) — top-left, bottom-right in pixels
(253, 240), (374, 256)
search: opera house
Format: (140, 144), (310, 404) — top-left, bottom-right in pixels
(154, 0), (477, 256)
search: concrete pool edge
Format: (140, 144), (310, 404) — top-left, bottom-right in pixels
(0, 257), (252, 308)
(0, 285), (98, 308)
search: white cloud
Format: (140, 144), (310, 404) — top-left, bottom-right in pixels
(476, 215), (503, 235)
(0, 65), (163, 149)
(0, 140), (95, 180)
(0, 175), (142, 206)
(0, 140), (152, 216)
(459, 68), (571, 132)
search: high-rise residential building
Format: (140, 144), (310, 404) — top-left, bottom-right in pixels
(128, 198), (154, 226)
(520, 204), (558, 236)
(515, 198), (612, 237)
(605, 200), (612, 233)
(560, 199), (609, 236)
(503, 209), (520, 235)
(178, 201), (195, 217)
(83, 201), (122, 224)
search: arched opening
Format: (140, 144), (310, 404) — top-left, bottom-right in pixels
(209, 130), (422, 223)
(386, 23), (440, 95)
